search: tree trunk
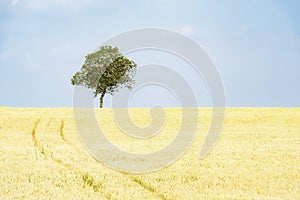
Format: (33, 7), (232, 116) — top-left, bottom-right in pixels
(99, 88), (106, 108)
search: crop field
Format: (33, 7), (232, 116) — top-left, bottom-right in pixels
(0, 107), (299, 199)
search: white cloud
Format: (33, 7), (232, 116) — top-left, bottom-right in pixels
(178, 25), (210, 37)
(10, 0), (93, 10)
(22, 0), (67, 10)
(179, 25), (195, 35)
(10, 0), (19, 7)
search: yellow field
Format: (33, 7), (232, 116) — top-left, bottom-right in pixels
(0, 107), (299, 199)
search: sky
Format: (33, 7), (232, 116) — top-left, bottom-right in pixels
(0, 0), (299, 107)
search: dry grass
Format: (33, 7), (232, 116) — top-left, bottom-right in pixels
(0, 107), (299, 199)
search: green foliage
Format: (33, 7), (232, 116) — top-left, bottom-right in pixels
(71, 46), (137, 107)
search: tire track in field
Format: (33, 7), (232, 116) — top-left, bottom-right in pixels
(31, 118), (41, 153)
(129, 175), (168, 200)
(31, 117), (110, 199)
(57, 119), (168, 199)
(58, 119), (83, 154)
(59, 120), (72, 147)
(32, 118), (65, 164)
(59, 120), (66, 141)
(32, 117), (167, 199)
(30, 117), (82, 197)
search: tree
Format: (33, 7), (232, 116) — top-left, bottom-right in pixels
(71, 46), (137, 108)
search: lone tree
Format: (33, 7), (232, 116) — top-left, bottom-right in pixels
(71, 46), (137, 108)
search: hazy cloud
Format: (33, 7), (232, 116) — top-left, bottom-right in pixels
(179, 25), (195, 35)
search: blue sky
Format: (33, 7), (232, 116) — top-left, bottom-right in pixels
(0, 0), (299, 107)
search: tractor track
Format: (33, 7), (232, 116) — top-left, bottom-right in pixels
(31, 117), (110, 199)
(59, 120), (66, 142)
(32, 117), (167, 200)
(58, 119), (82, 154)
(31, 118), (41, 152)
(59, 120), (73, 147)
(129, 175), (168, 200)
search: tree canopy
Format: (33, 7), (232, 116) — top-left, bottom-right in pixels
(71, 46), (137, 108)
